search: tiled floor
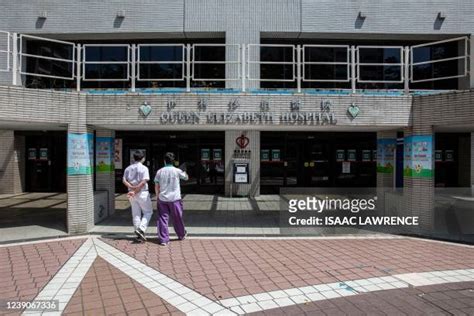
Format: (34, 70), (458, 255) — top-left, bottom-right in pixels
(102, 237), (474, 301)
(247, 282), (474, 316)
(62, 257), (184, 316)
(0, 238), (85, 302)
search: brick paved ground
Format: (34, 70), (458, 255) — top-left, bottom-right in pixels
(0, 238), (85, 302)
(103, 238), (474, 301)
(248, 281), (474, 316)
(62, 257), (184, 316)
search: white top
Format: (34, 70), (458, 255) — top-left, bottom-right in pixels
(154, 165), (188, 202)
(123, 162), (150, 192)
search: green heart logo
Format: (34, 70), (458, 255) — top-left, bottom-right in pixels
(348, 103), (360, 119)
(139, 102), (152, 117)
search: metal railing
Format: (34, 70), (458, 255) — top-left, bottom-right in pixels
(1, 30), (470, 93)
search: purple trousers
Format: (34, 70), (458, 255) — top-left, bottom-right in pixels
(157, 199), (186, 243)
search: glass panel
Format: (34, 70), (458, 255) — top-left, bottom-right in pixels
(260, 46), (294, 63)
(84, 64), (128, 80)
(139, 64), (183, 80)
(26, 56), (73, 77)
(194, 46), (225, 62)
(28, 40), (73, 60)
(359, 48), (401, 64)
(413, 41), (461, 63)
(359, 65), (402, 82)
(304, 47), (348, 63)
(85, 46), (128, 62)
(193, 63), (225, 80)
(304, 64), (348, 81)
(260, 64), (294, 81)
(412, 59), (465, 81)
(139, 46), (183, 62)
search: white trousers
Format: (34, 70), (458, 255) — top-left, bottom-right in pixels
(129, 191), (153, 232)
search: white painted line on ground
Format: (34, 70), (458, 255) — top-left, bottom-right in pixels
(22, 238), (97, 316)
(0, 235), (89, 248)
(93, 238), (236, 315)
(220, 269), (474, 313)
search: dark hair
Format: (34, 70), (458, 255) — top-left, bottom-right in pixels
(164, 152), (175, 164)
(133, 150), (145, 162)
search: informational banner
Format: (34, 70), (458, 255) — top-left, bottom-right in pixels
(96, 137), (114, 173)
(67, 133), (94, 175)
(213, 149), (222, 161)
(404, 135), (433, 178)
(377, 139), (396, 173)
(342, 161), (351, 174)
(114, 139), (123, 169)
(271, 149), (281, 161)
(261, 149), (270, 162)
(201, 148), (210, 161)
(336, 150), (345, 162)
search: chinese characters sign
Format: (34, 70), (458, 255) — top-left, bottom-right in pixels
(404, 135), (433, 178)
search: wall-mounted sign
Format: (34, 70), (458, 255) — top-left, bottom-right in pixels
(28, 148), (37, 160)
(404, 135), (433, 178)
(336, 150), (345, 162)
(261, 149), (270, 162)
(67, 133), (94, 175)
(372, 149), (377, 162)
(139, 101), (152, 117)
(347, 149), (357, 162)
(342, 161), (351, 174)
(362, 150), (371, 162)
(445, 150), (454, 162)
(377, 139), (396, 173)
(233, 162), (249, 184)
(114, 139), (123, 169)
(271, 149), (281, 161)
(96, 137), (114, 173)
(435, 150), (443, 162)
(39, 148), (48, 160)
(347, 103), (360, 119)
(213, 149), (222, 161)
(201, 148), (210, 161)
(236, 134), (249, 149)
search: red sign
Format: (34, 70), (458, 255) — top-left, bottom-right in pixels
(236, 134), (249, 149)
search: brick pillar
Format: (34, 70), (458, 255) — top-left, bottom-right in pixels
(67, 126), (95, 234)
(225, 130), (260, 197)
(403, 126), (435, 234)
(95, 129), (115, 217)
(376, 131), (397, 188)
(0, 130), (15, 194)
(471, 132), (474, 193)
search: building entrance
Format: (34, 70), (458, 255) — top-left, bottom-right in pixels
(261, 132), (377, 194)
(116, 132), (225, 194)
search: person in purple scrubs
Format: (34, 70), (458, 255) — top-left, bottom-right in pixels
(154, 152), (189, 246)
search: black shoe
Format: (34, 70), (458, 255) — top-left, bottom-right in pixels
(135, 228), (146, 241)
(179, 230), (188, 240)
(132, 237), (144, 244)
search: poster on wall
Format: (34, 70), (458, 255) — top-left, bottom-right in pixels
(372, 149), (377, 162)
(213, 149), (222, 161)
(435, 150), (443, 162)
(67, 133), (94, 175)
(130, 149), (147, 164)
(347, 149), (357, 162)
(28, 148), (37, 160)
(377, 139), (396, 173)
(342, 161), (351, 174)
(96, 137), (114, 173)
(404, 135), (433, 178)
(271, 149), (281, 161)
(201, 148), (210, 161)
(261, 149), (270, 162)
(336, 150), (345, 162)
(114, 139), (123, 169)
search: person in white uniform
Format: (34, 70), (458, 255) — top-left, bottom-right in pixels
(122, 150), (153, 242)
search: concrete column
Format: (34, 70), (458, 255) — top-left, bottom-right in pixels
(0, 130), (15, 194)
(376, 131), (397, 188)
(225, 130), (260, 197)
(226, 30), (260, 90)
(471, 35), (474, 89)
(13, 135), (25, 193)
(95, 129), (116, 217)
(403, 126), (435, 234)
(471, 132), (474, 193)
(67, 125), (95, 234)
